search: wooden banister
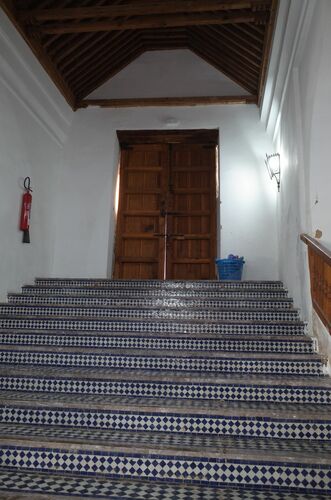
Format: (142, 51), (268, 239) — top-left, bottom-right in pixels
(300, 233), (331, 332)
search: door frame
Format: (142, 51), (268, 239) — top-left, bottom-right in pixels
(113, 129), (220, 279)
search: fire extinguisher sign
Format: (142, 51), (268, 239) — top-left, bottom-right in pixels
(20, 177), (33, 244)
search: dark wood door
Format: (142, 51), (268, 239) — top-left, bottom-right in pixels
(114, 143), (168, 279)
(166, 143), (217, 279)
(114, 134), (217, 280)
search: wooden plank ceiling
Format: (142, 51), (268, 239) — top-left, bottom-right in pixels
(0, 0), (278, 110)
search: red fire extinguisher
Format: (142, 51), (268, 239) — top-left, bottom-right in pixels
(20, 177), (33, 243)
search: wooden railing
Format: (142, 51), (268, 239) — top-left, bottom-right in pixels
(300, 234), (331, 332)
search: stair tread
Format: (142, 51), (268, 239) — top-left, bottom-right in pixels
(11, 293), (294, 302)
(1, 391), (330, 418)
(0, 330), (313, 341)
(1, 365), (330, 386)
(0, 472), (327, 500)
(1, 303), (299, 312)
(0, 316), (305, 325)
(0, 434), (330, 465)
(0, 345), (321, 360)
(0, 424), (330, 461)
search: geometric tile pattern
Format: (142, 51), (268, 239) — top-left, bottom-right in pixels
(2, 391), (331, 415)
(0, 406), (330, 440)
(0, 333), (316, 353)
(0, 445), (330, 491)
(1, 425), (331, 455)
(0, 304), (300, 322)
(9, 293), (295, 309)
(0, 471), (329, 499)
(0, 317), (306, 335)
(0, 350), (324, 375)
(0, 277), (330, 497)
(22, 286), (290, 299)
(34, 278), (285, 289)
(1, 375), (331, 404)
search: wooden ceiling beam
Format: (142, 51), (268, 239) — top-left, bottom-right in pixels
(37, 12), (269, 35)
(219, 25), (263, 55)
(78, 95), (258, 108)
(59, 31), (125, 73)
(75, 47), (145, 100)
(63, 32), (138, 80)
(19, 1), (271, 22)
(0, 0), (76, 109)
(200, 26), (261, 67)
(208, 25), (262, 59)
(67, 33), (141, 88)
(190, 44), (257, 94)
(190, 29), (260, 81)
(258, 0), (278, 104)
(233, 23), (266, 43)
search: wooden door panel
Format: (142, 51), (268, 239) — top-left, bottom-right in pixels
(167, 144), (217, 280)
(114, 137), (217, 281)
(114, 144), (168, 279)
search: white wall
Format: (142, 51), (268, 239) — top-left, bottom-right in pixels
(52, 105), (278, 280)
(267, 0), (331, 358)
(88, 50), (249, 99)
(0, 10), (72, 300)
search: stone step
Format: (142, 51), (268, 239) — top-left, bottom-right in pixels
(9, 293), (294, 309)
(2, 390), (330, 418)
(0, 398), (329, 440)
(0, 436), (329, 492)
(22, 285), (289, 299)
(0, 471), (328, 499)
(0, 346), (324, 375)
(0, 317), (306, 335)
(1, 366), (330, 404)
(34, 278), (285, 290)
(1, 425), (331, 460)
(0, 331), (316, 353)
(0, 304), (300, 322)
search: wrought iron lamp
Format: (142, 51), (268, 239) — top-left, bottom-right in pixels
(265, 153), (280, 191)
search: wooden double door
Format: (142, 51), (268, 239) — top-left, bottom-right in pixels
(114, 131), (217, 280)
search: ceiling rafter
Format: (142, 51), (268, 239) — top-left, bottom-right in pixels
(68, 32), (141, 90)
(34, 12), (269, 35)
(19, 1), (271, 21)
(0, 0), (278, 110)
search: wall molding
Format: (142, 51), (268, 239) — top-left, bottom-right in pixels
(0, 10), (72, 147)
(260, 0), (317, 140)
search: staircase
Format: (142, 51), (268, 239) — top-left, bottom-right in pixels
(0, 278), (330, 499)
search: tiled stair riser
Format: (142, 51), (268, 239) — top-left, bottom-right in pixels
(0, 351), (324, 375)
(0, 333), (316, 353)
(1, 278), (330, 497)
(1, 406), (330, 440)
(0, 445), (329, 492)
(1, 377), (331, 404)
(0, 318), (306, 335)
(9, 294), (294, 310)
(0, 305), (300, 322)
(22, 287), (289, 298)
(34, 279), (285, 289)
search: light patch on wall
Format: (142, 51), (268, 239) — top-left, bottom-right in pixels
(232, 167), (259, 204)
(114, 164), (120, 216)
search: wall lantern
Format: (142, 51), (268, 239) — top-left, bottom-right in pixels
(265, 153), (280, 191)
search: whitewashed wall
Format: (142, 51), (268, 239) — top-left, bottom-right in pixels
(0, 11), (71, 300)
(52, 105), (278, 280)
(265, 0), (331, 360)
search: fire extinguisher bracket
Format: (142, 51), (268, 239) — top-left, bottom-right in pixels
(20, 177), (33, 244)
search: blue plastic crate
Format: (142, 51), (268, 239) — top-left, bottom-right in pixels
(216, 257), (245, 281)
